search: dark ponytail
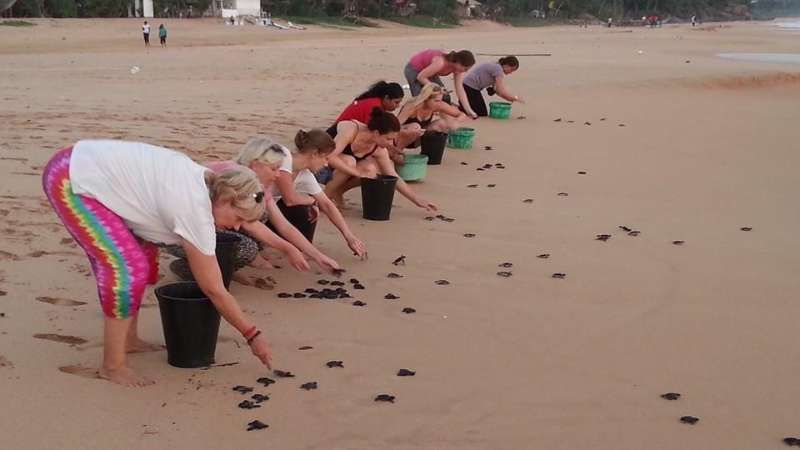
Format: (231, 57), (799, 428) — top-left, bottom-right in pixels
(498, 56), (520, 68)
(367, 107), (400, 135)
(445, 50), (476, 68)
(355, 80), (405, 101)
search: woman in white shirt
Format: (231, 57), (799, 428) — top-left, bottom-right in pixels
(271, 129), (367, 258)
(42, 140), (272, 387)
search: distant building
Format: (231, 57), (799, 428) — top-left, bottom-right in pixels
(456, 0), (482, 18)
(218, 0), (260, 18)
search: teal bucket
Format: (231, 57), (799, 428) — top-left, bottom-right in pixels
(447, 127), (475, 150)
(489, 102), (512, 119)
(396, 154), (429, 181)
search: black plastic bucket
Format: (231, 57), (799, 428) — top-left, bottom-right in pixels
(361, 175), (397, 221)
(420, 131), (448, 165)
(277, 199), (317, 242)
(155, 281), (221, 368)
(214, 232), (240, 289)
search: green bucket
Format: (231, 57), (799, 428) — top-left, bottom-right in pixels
(396, 154), (429, 182)
(489, 102), (512, 119)
(447, 127), (475, 150)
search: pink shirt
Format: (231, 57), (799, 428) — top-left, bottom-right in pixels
(409, 49), (454, 76)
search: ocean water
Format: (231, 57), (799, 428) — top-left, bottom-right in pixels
(775, 20), (800, 29)
(717, 53), (800, 64)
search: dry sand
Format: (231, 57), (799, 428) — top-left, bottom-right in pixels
(1, 17), (799, 450)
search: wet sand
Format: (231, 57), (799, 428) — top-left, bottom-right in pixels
(1, 17), (800, 450)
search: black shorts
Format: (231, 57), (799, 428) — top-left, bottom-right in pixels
(143, 33), (150, 43)
(160, 36), (166, 44)
(463, 84), (488, 117)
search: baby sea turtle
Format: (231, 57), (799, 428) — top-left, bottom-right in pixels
(476, 168), (484, 171)
(256, 377), (275, 386)
(349, 278), (360, 284)
(277, 292), (292, 298)
(402, 307), (416, 314)
(304, 288), (319, 294)
(600, 117), (606, 121)
(577, 171), (587, 175)
(326, 361), (344, 368)
(273, 370), (295, 378)
(441, 217), (455, 222)
(384, 293), (400, 300)
(567, 120), (575, 123)
(397, 369), (416, 377)
(330, 281), (345, 286)
(672, 240), (685, 246)
(460, 162), (468, 165)
(783, 437), (800, 446)
(537, 254), (550, 259)
(740, 227), (752, 232)
(300, 382), (318, 391)
(497, 271), (513, 278)
(293, 293), (307, 299)
(233, 385), (254, 394)
(353, 284), (365, 290)
(554, 118), (562, 122)
(680, 416), (699, 425)
(618, 123), (626, 127)
(482, 164), (494, 169)
(387, 272), (403, 279)
(595, 234), (611, 242)
(298, 346), (313, 351)
(522, 198), (534, 203)
(392, 255), (406, 266)
(619, 225), (632, 232)
(309, 293), (323, 299)
(352, 300), (367, 307)
(331, 268), (347, 277)
(374, 394), (396, 403)
(484, 145), (493, 150)
(434, 280), (450, 285)
(246, 420), (268, 431)
(424, 216), (436, 221)
(628, 230), (641, 237)
(253, 278), (273, 290)
(584, 121), (592, 126)
(238, 400), (261, 409)
(552, 273), (566, 279)
(463, 233), (476, 238)
(251, 394), (270, 403)
(467, 184), (478, 188)
(661, 393), (681, 401)
(487, 184), (496, 188)
(498, 262), (513, 268)
(557, 192), (569, 197)
(317, 279), (330, 285)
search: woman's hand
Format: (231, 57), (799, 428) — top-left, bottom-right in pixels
(249, 333), (273, 369)
(286, 247), (311, 272)
(346, 234), (368, 260)
(315, 253), (341, 273)
(308, 204), (320, 223)
(416, 198), (438, 212)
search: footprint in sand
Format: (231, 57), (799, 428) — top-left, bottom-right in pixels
(34, 333), (88, 345)
(36, 296), (87, 307)
(59, 365), (101, 380)
(0, 251), (20, 261)
(0, 355), (13, 368)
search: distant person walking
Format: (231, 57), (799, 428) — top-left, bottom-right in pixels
(158, 24), (167, 47)
(691, 15), (697, 27)
(142, 21), (150, 47)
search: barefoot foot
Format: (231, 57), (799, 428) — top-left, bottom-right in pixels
(99, 365), (155, 387)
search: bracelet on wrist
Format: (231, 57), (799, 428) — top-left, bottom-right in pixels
(243, 325), (257, 339)
(246, 330), (262, 345)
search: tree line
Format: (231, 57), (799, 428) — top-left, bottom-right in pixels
(6, 0), (798, 22)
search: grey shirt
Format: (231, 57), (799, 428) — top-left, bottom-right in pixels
(463, 63), (504, 91)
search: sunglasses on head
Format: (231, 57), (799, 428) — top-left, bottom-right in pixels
(253, 191), (265, 203)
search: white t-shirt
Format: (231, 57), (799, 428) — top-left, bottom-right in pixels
(279, 149), (293, 173)
(272, 169), (323, 200)
(70, 140), (217, 255)
(143, 24), (150, 34)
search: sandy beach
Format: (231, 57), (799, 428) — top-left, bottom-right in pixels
(1, 17), (799, 450)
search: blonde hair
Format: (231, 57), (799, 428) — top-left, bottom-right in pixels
(236, 136), (288, 167)
(205, 167), (265, 222)
(406, 84), (443, 111)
